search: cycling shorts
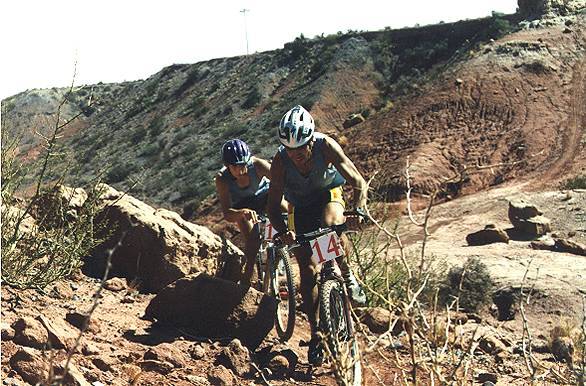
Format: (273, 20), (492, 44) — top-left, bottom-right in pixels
(287, 186), (345, 234)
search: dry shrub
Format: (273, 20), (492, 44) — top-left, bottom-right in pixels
(1, 90), (109, 289)
(439, 257), (494, 312)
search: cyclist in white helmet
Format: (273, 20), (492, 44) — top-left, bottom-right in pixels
(267, 105), (367, 365)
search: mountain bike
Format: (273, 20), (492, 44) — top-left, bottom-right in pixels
(254, 215), (296, 341)
(274, 210), (364, 386)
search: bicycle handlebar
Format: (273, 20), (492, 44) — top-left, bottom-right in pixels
(273, 209), (368, 247)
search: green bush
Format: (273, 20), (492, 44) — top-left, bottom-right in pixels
(139, 143), (159, 157)
(439, 257), (494, 312)
(174, 68), (201, 97)
(241, 87), (262, 109)
(188, 96), (209, 117)
(148, 116), (165, 137)
(487, 12), (514, 39)
(106, 162), (135, 183)
(562, 175), (586, 189)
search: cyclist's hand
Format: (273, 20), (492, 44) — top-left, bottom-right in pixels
(240, 209), (258, 224)
(346, 208), (367, 231)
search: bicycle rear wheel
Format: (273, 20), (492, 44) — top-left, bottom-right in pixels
(270, 247), (296, 341)
(319, 279), (362, 386)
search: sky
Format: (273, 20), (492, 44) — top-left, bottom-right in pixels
(0, 0), (518, 100)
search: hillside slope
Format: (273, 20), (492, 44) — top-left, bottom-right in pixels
(2, 5), (584, 218)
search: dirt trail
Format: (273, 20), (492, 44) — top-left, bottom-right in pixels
(538, 58), (586, 186)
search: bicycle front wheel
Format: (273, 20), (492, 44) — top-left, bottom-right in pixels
(319, 279), (362, 386)
(270, 246), (296, 341)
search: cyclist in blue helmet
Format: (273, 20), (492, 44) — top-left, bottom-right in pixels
(215, 139), (285, 286)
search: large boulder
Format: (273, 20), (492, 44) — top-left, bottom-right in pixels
(466, 224), (510, 246)
(144, 273), (276, 349)
(89, 184), (243, 292)
(508, 200), (551, 238)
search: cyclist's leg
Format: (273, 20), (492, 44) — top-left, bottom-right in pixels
(322, 187), (366, 305)
(237, 216), (261, 287)
(288, 203), (321, 342)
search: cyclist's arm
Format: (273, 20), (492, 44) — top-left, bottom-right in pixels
(323, 135), (368, 210)
(267, 152), (288, 234)
(214, 173), (251, 223)
(252, 156), (272, 180)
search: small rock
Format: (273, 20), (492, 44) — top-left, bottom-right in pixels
(217, 339), (250, 377)
(144, 343), (188, 368)
(186, 375), (209, 385)
(554, 238), (586, 256)
(66, 312), (101, 334)
(208, 365), (235, 386)
(362, 307), (391, 334)
(268, 355), (290, 378)
(10, 347), (48, 385)
(563, 27), (573, 33)
(37, 314), (78, 350)
(121, 295), (135, 304)
(1, 322), (15, 341)
(466, 225), (509, 246)
(189, 344), (206, 360)
(478, 372), (498, 383)
(12, 317), (49, 349)
(479, 335), (507, 354)
(104, 277), (127, 292)
(92, 355), (118, 372)
(81, 342), (101, 356)
(342, 113), (365, 129)
(138, 360), (174, 375)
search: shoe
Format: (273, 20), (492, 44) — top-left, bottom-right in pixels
(344, 271), (367, 305)
(308, 336), (323, 366)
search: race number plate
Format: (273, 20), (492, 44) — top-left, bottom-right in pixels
(310, 231), (344, 265)
(263, 219), (277, 241)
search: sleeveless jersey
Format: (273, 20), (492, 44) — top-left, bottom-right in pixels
(278, 133), (346, 207)
(219, 161), (269, 209)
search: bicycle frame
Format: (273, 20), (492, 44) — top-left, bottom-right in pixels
(284, 222), (357, 338)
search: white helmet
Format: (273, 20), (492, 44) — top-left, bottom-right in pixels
(278, 105), (315, 148)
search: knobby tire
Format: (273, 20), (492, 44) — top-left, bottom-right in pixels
(318, 279), (362, 386)
(272, 246), (296, 341)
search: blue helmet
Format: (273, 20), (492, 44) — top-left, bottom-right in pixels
(221, 139), (251, 165)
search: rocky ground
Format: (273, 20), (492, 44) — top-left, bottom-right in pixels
(1, 181), (585, 385)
